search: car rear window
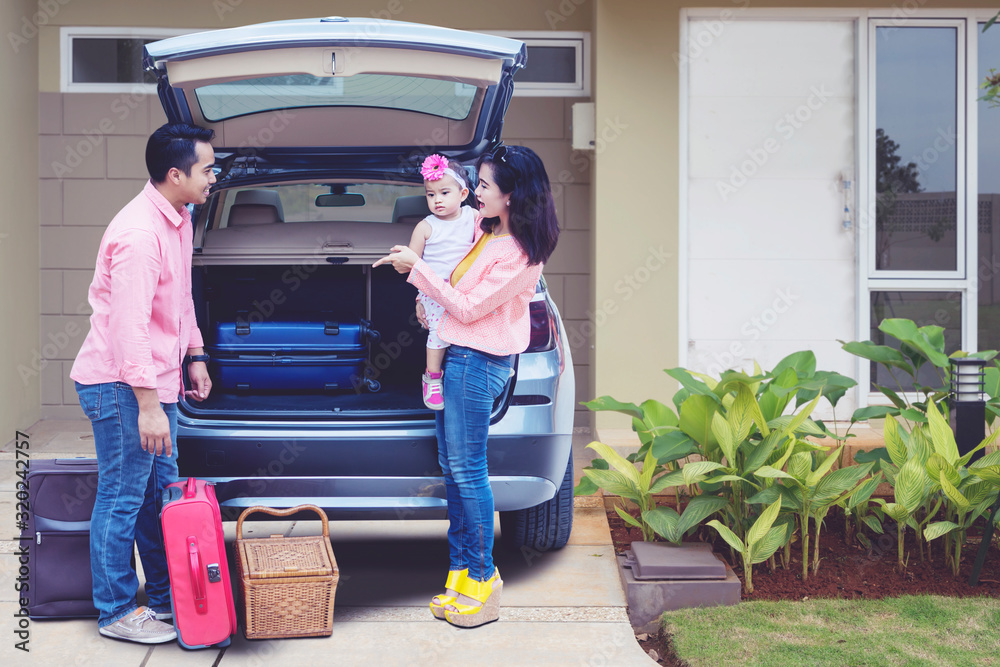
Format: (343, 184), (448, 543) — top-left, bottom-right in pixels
(195, 73), (477, 122)
(218, 183), (426, 226)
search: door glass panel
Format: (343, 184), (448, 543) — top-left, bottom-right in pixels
(869, 291), (961, 391)
(875, 27), (958, 271)
(978, 23), (1000, 351)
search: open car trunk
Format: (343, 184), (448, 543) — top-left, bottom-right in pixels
(182, 263), (430, 420)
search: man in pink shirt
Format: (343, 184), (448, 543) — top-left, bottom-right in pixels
(71, 123), (215, 644)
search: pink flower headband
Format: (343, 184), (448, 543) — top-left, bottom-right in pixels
(421, 154), (467, 191)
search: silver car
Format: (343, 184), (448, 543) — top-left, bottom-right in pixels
(144, 17), (575, 551)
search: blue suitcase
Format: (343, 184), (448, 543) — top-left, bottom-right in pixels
(209, 319), (381, 392)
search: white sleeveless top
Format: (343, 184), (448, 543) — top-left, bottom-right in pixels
(421, 205), (478, 282)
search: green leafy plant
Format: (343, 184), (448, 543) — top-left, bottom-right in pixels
(838, 469), (886, 550)
(750, 445), (875, 579)
(707, 498), (786, 594)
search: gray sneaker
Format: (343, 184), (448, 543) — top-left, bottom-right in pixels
(99, 607), (177, 644)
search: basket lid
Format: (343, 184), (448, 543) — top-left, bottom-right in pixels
(241, 537), (335, 579)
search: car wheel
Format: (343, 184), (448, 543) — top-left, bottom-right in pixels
(499, 454), (573, 552)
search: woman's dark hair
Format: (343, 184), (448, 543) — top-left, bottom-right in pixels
(476, 145), (559, 265)
(146, 123), (215, 183)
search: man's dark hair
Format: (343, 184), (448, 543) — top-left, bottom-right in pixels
(145, 123), (215, 183)
(477, 145), (559, 266)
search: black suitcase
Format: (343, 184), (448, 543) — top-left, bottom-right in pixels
(21, 458), (100, 618)
(209, 318), (381, 392)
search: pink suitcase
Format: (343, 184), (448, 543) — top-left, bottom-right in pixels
(160, 478), (236, 649)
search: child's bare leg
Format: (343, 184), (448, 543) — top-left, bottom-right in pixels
(426, 347), (446, 375)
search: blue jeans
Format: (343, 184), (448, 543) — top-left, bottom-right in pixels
(76, 382), (178, 628)
(435, 346), (513, 583)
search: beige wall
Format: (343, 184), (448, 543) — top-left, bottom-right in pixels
(1, 0), (41, 437)
(33, 2), (594, 424)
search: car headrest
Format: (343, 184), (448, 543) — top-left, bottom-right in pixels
(228, 189), (284, 226)
(391, 195), (431, 225)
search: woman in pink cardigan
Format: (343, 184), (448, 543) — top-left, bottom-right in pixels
(374, 145), (559, 627)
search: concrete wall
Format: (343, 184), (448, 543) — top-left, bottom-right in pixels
(31, 1), (594, 424)
(1, 0), (41, 437)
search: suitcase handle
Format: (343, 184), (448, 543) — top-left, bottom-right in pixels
(184, 477), (198, 499)
(188, 535), (208, 614)
(236, 504), (329, 541)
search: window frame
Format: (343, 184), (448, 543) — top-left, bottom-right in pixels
(60, 26), (197, 93)
(486, 31), (590, 97)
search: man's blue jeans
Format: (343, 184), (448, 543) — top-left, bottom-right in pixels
(435, 346), (513, 583)
(76, 382), (178, 628)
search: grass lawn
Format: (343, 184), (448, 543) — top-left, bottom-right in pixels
(662, 595), (1000, 666)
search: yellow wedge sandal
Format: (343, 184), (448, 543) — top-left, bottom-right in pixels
(443, 568), (502, 628)
(429, 569), (468, 619)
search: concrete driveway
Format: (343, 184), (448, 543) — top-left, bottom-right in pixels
(1, 420), (654, 666)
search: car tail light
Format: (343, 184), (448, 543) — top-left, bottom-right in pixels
(526, 300), (564, 374)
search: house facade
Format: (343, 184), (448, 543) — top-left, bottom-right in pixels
(2, 0), (998, 442)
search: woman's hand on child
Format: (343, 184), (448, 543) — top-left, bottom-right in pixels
(373, 245), (419, 274)
(416, 301), (428, 329)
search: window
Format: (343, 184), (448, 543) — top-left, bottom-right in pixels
(863, 12), (1000, 392)
(195, 74), (476, 122)
(488, 31), (590, 97)
(61, 27), (196, 93)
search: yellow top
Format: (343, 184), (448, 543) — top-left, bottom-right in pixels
(450, 231), (499, 286)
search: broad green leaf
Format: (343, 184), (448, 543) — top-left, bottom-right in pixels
(788, 452), (813, 482)
(883, 415), (909, 468)
(840, 340), (915, 376)
(925, 399), (959, 465)
(706, 474), (758, 487)
(854, 447), (891, 465)
(971, 465), (1000, 485)
(677, 495), (729, 534)
(751, 524), (791, 565)
(768, 415), (827, 437)
(862, 514), (885, 535)
(971, 450), (1000, 469)
(688, 370), (720, 392)
(614, 505), (644, 530)
(649, 469), (685, 493)
(641, 507), (680, 543)
(900, 407), (929, 424)
(879, 459), (899, 486)
(650, 430), (699, 464)
(812, 370), (857, 409)
(965, 480), (994, 507)
(879, 501), (910, 522)
(806, 446), (844, 487)
(582, 396), (644, 419)
(895, 458), (928, 514)
(573, 475), (600, 496)
(923, 521), (960, 541)
(851, 406), (898, 423)
(743, 431), (786, 473)
(730, 385), (756, 444)
(711, 412), (738, 467)
(846, 472), (884, 508)
(755, 466), (796, 481)
(783, 395), (823, 438)
(925, 453), (960, 490)
(747, 484), (803, 511)
(940, 471), (971, 511)
(639, 448), (657, 496)
(879, 319), (949, 367)
(957, 427), (1000, 468)
(985, 365), (1000, 400)
(759, 368), (797, 421)
(707, 519), (745, 553)
(678, 394), (719, 450)
(583, 469), (639, 499)
(586, 441), (641, 485)
(813, 462), (874, 506)
(908, 426), (933, 464)
(746, 498), (783, 548)
(639, 399), (678, 429)
(874, 385), (907, 410)
(682, 460), (726, 486)
(666, 368), (721, 403)
(771, 350), (817, 378)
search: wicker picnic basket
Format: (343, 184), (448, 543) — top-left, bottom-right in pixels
(235, 505), (339, 639)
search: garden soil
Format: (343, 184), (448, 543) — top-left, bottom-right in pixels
(606, 502), (1000, 666)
